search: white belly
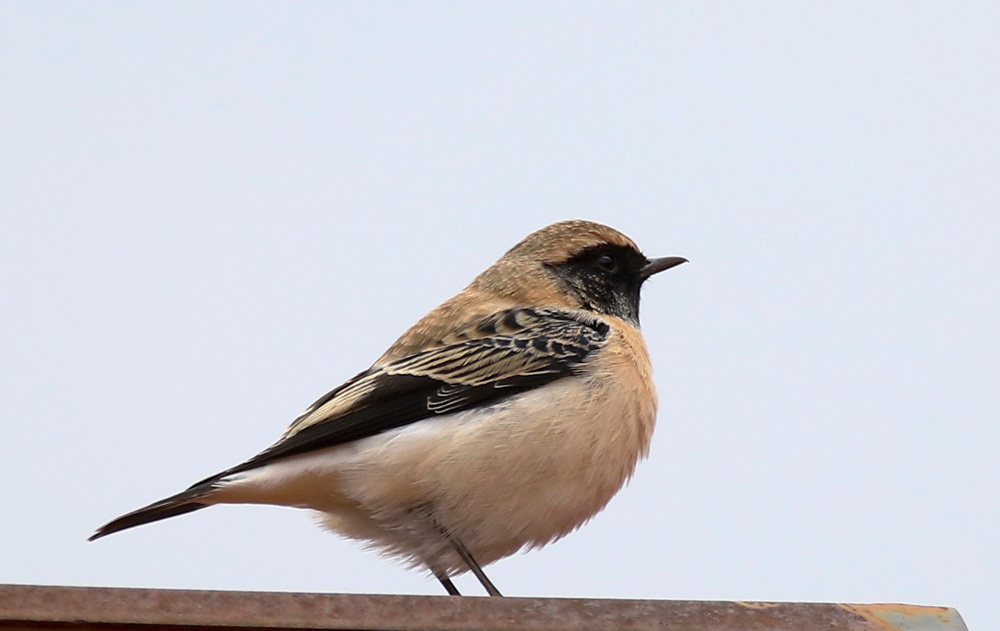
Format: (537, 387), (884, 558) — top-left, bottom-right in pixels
(211, 373), (656, 574)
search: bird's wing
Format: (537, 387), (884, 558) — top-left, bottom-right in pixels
(219, 307), (609, 477)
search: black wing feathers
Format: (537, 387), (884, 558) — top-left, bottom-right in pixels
(225, 308), (608, 476)
(89, 308), (608, 541)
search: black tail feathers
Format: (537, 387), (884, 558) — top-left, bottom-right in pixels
(89, 489), (212, 541)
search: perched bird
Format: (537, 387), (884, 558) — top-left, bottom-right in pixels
(90, 220), (687, 597)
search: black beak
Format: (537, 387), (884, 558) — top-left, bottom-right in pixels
(640, 256), (688, 280)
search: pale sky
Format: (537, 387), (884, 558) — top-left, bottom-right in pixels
(2, 3), (997, 630)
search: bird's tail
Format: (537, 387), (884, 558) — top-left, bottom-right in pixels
(89, 485), (215, 541)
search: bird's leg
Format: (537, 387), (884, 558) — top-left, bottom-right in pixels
(432, 519), (502, 597)
(432, 567), (461, 596)
(447, 535), (503, 597)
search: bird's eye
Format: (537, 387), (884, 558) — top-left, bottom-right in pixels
(595, 254), (618, 273)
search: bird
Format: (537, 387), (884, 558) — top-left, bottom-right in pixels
(89, 219), (687, 597)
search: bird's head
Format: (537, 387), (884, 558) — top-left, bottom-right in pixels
(473, 220), (687, 324)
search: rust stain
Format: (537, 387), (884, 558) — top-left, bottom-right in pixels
(839, 603), (969, 631)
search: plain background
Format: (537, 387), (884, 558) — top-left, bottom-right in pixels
(2, 3), (997, 629)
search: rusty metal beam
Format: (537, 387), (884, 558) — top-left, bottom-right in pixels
(0, 584), (967, 631)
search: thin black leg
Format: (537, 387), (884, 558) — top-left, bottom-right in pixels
(433, 568), (461, 596)
(448, 536), (503, 597)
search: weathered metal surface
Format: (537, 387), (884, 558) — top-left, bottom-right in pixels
(0, 584), (968, 631)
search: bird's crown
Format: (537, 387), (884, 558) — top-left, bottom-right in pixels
(498, 220), (642, 267)
(468, 220), (645, 305)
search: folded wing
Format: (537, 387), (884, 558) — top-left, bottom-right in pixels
(230, 307), (610, 473)
(90, 308), (609, 540)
